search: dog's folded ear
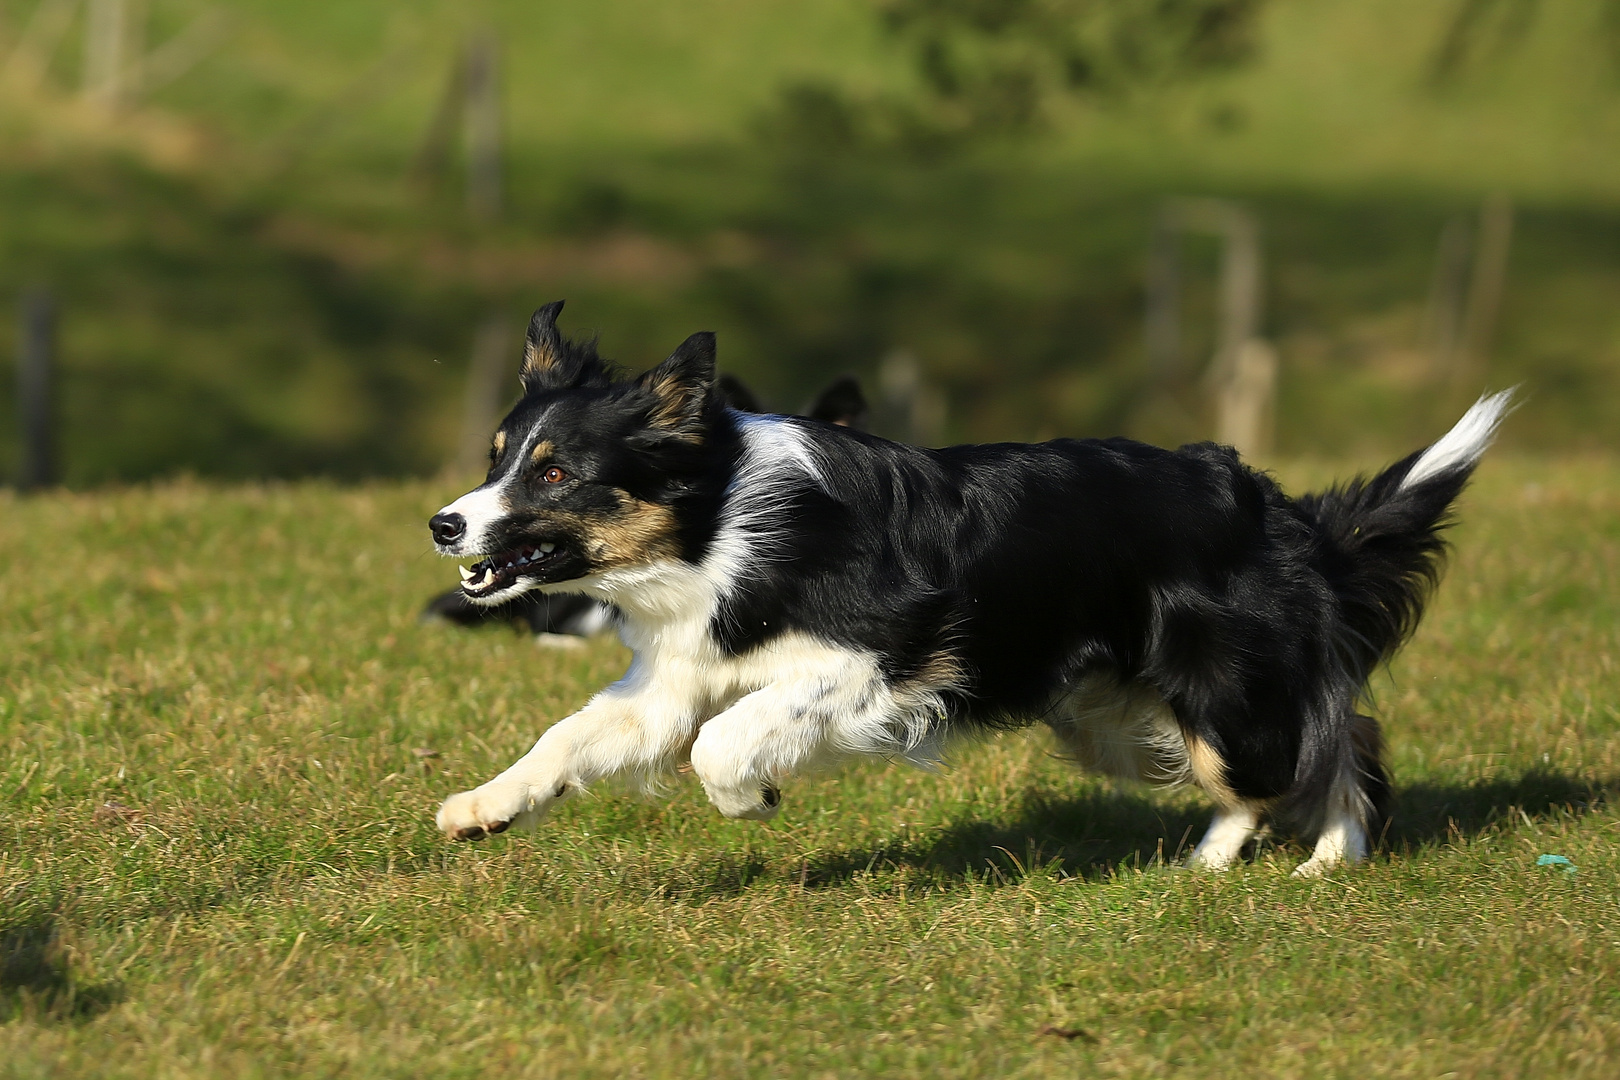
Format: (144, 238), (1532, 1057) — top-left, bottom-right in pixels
(633, 332), (717, 443)
(520, 301), (608, 393)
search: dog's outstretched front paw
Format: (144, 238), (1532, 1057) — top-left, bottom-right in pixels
(435, 785), (533, 841)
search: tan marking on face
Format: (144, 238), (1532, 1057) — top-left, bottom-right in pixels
(586, 492), (682, 569)
(491, 430), (507, 458)
(1185, 734), (1241, 809)
(529, 439), (555, 464)
(533, 493), (682, 573)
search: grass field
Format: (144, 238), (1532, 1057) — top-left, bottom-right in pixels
(2, 452), (1618, 1076)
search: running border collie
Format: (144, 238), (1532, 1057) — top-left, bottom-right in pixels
(429, 301), (1512, 877)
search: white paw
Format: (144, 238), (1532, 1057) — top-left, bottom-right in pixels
(533, 633), (586, 650)
(1290, 856), (1336, 878)
(1186, 851), (1239, 872)
(435, 784), (539, 841)
(707, 781), (782, 821)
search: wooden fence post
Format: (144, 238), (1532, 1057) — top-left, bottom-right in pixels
(452, 314), (511, 476)
(1152, 198), (1274, 458)
(878, 349), (946, 446)
(463, 30), (502, 222)
(18, 288), (57, 491)
(1456, 193), (1513, 388)
(1425, 214), (1474, 380)
(83, 0), (131, 108)
(1145, 211), (1181, 378)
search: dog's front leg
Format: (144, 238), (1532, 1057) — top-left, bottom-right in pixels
(689, 664), (901, 820)
(436, 681), (698, 841)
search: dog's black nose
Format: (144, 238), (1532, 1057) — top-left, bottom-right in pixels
(430, 512), (466, 546)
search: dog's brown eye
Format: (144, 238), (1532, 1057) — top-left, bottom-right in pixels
(542, 466), (567, 484)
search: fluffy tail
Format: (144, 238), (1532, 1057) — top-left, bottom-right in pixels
(1283, 391), (1512, 842)
(1298, 389), (1515, 679)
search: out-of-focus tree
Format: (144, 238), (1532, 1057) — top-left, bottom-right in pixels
(1430, 0), (1620, 82)
(885, 0), (1263, 131)
(763, 0), (1266, 157)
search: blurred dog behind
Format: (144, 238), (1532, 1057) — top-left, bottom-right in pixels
(420, 369), (869, 644)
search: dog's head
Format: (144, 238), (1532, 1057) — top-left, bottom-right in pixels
(429, 301), (726, 604)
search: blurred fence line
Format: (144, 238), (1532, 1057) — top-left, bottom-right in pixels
(2, 0), (229, 106)
(18, 288), (57, 491)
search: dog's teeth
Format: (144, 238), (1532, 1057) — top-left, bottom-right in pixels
(540, 542), (556, 554)
(458, 565), (475, 582)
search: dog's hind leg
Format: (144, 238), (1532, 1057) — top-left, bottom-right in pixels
(1292, 773), (1369, 877)
(1188, 804), (1264, 871)
(1183, 734), (1268, 871)
(1292, 713), (1387, 877)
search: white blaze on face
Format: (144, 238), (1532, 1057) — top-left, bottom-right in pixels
(436, 482), (512, 556)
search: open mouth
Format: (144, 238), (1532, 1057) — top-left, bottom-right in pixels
(458, 541), (559, 598)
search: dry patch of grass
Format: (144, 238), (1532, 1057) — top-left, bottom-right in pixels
(2, 457), (1618, 1077)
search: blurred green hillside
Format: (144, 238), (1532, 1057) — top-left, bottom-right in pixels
(1, 0), (1618, 483)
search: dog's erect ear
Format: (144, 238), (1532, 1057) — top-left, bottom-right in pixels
(518, 300), (611, 393)
(521, 301), (567, 382)
(635, 332), (717, 441)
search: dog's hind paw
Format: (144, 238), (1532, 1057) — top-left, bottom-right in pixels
(1291, 854), (1360, 878)
(436, 784), (536, 841)
(706, 781), (783, 821)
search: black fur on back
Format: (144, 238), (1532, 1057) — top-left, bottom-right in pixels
(700, 419), (1491, 836)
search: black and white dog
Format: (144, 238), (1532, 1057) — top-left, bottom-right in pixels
(429, 301), (1512, 876)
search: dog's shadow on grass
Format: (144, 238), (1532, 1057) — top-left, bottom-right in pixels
(0, 918), (123, 1024)
(792, 768), (1612, 888)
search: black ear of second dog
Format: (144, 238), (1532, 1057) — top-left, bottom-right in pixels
(807, 376), (869, 431)
(716, 374), (763, 414)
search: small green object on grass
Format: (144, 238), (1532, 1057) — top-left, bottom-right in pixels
(1536, 854), (1577, 874)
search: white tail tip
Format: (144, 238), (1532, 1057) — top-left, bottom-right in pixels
(1400, 389), (1517, 491)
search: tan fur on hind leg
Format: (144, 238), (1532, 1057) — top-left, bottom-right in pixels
(1184, 735), (1268, 871)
